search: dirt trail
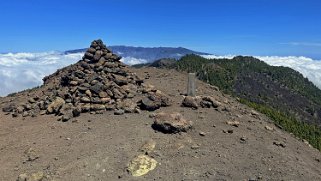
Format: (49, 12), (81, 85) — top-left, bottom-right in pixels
(0, 67), (320, 181)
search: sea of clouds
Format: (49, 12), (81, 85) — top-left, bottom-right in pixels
(0, 52), (321, 96)
(0, 52), (83, 96)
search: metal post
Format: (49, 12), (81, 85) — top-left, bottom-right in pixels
(187, 73), (196, 96)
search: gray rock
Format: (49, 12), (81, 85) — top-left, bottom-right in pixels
(87, 47), (96, 54)
(24, 104), (32, 111)
(98, 91), (108, 98)
(105, 62), (118, 68)
(85, 52), (94, 59)
(16, 106), (25, 113)
(119, 99), (137, 113)
(113, 74), (128, 86)
(85, 90), (92, 97)
(155, 91), (171, 107)
(201, 96), (221, 108)
(90, 83), (104, 95)
(112, 88), (124, 99)
(140, 91), (171, 111)
(114, 109), (125, 115)
(80, 97), (91, 103)
(77, 86), (88, 92)
(104, 53), (113, 59)
(47, 97), (65, 114)
(2, 103), (16, 112)
(182, 96), (198, 109)
(91, 104), (105, 111)
(93, 50), (103, 62)
(140, 97), (161, 111)
(69, 81), (78, 86)
(28, 98), (36, 104)
(200, 100), (212, 108)
(152, 112), (193, 133)
(22, 111), (29, 117)
(80, 104), (91, 112)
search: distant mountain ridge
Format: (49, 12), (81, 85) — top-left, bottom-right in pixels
(65, 46), (210, 63)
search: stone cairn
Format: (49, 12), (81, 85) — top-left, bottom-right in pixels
(2, 40), (171, 121)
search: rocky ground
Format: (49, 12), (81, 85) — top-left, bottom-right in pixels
(0, 40), (320, 180)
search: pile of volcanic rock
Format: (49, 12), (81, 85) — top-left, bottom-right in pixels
(2, 40), (171, 121)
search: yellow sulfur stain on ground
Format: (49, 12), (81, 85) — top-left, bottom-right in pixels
(29, 171), (44, 181)
(127, 154), (157, 177)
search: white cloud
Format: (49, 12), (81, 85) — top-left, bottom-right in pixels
(0, 52), (83, 96)
(280, 42), (321, 47)
(256, 56), (321, 89)
(201, 55), (321, 89)
(120, 57), (148, 65)
(201, 55), (235, 59)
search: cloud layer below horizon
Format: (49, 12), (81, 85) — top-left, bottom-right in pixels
(256, 56), (321, 89)
(0, 52), (83, 96)
(0, 52), (321, 96)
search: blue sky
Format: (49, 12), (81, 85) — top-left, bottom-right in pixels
(1, 0), (321, 58)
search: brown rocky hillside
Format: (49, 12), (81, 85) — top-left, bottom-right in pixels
(0, 40), (320, 181)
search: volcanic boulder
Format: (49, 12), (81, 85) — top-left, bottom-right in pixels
(182, 96), (199, 109)
(152, 112), (193, 133)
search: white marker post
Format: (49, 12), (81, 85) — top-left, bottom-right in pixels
(187, 73), (196, 96)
